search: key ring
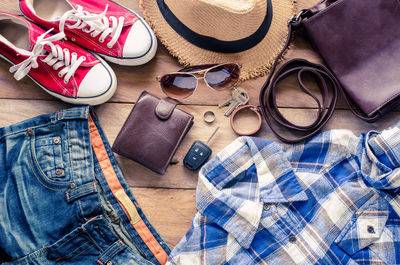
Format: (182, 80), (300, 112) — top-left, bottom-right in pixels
(203, 110), (216, 123)
(230, 105), (262, 135)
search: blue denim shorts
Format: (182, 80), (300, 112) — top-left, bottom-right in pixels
(0, 106), (170, 264)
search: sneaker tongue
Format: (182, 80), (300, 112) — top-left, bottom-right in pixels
(26, 21), (98, 66)
(27, 24), (50, 51)
(27, 25), (61, 55)
(66, 1), (136, 26)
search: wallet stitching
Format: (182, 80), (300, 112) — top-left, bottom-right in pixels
(160, 117), (194, 173)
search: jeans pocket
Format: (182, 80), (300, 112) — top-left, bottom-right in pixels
(27, 123), (72, 190)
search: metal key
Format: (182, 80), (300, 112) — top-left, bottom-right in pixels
(218, 94), (235, 108)
(220, 87), (249, 116)
(218, 87), (248, 109)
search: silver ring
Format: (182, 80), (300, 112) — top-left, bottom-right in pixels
(203, 110), (216, 123)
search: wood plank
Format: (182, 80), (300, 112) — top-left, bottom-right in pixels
(131, 187), (196, 248)
(0, 0), (361, 110)
(1, 99), (400, 190)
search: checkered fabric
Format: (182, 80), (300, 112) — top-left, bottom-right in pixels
(167, 125), (400, 265)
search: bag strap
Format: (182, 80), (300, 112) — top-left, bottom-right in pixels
(258, 10), (379, 143)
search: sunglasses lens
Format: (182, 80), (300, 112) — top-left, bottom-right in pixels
(160, 74), (197, 99)
(205, 63), (240, 91)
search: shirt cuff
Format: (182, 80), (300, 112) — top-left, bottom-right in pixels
(367, 125), (400, 169)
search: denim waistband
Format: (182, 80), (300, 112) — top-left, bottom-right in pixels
(0, 106), (90, 139)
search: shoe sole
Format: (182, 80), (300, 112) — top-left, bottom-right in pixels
(0, 53), (117, 106)
(97, 10), (158, 66)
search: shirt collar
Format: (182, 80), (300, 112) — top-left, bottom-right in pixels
(197, 137), (307, 249)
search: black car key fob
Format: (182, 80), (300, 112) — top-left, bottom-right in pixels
(183, 140), (212, 170)
(184, 127), (219, 171)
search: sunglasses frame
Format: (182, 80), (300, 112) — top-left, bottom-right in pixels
(156, 63), (241, 99)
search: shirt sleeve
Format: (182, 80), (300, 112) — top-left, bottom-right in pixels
(363, 123), (400, 190)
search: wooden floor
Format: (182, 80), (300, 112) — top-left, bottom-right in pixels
(1, 0), (399, 250)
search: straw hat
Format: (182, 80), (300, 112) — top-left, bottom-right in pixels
(139, 0), (295, 80)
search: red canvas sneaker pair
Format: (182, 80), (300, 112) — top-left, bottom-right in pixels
(0, 0), (157, 105)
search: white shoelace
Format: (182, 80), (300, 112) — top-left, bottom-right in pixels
(59, 5), (124, 49)
(9, 29), (86, 84)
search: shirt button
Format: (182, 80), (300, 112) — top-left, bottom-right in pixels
(289, 236), (297, 243)
(70, 183), (76, 189)
(367, 225), (375, 234)
(26, 129), (33, 135)
(263, 204), (271, 211)
(56, 169), (63, 175)
(54, 138), (60, 144)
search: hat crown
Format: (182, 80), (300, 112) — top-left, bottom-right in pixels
(164, 0), (267, 41)
(197, 0), (256, 13)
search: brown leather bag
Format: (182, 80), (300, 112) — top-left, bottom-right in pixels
(259, 0), (400, 143)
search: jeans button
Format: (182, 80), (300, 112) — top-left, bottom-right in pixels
(26, 129), (33, 135)
(107, 261), (113, 265)
(70, 183), (76, 189)
(56, 169), (63, 175)
(54, 138), (60, 144)
(263, 204), (271, 211)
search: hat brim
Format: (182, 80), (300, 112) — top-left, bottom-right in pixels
(139, 0), (295, 80)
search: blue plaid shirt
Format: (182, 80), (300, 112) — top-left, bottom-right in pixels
(167, 125), (400, 264)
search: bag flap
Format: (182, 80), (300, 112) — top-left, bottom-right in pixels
(302, 0), (400, 117)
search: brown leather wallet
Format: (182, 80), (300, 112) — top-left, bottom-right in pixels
(112, 91), (194, 174)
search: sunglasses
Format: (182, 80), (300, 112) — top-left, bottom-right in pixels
(156, 63), (241, 99)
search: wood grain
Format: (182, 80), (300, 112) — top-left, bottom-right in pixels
(1, 0), (399, 252)
(131, 187), (196, 247)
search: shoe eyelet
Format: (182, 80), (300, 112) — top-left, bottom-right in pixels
(81, 56), (86, 61)
(99, 38), (104, 43)
(107, 43), (112, 48)
(63, 48), (68, 52)
(90, 33), (96, 37)
(53, 66), (57, 70)
(58, 73), (63, 77)
(71, 52), (77, 56)
(64, 79), (69, 84)
(71, 37), (76, 42)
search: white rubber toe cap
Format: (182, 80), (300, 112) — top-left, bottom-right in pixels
(77, 62), (116, 104)
(122, 20), (152, 58)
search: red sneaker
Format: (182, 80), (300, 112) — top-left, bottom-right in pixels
(0, 13), (117, 105)
(20, 0), (158, 66)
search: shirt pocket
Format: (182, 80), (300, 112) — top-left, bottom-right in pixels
(335, 195), (389, 258)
